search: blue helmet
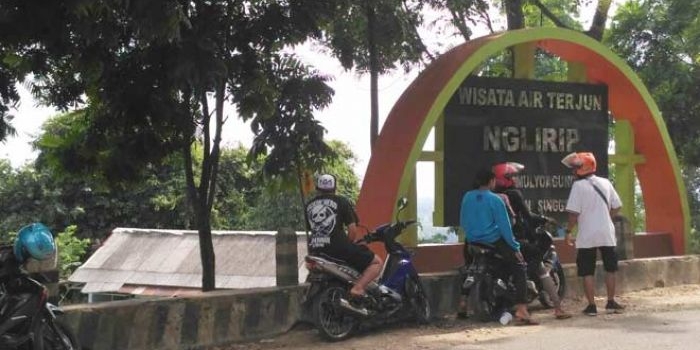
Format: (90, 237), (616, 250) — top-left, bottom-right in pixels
(13, 223), (56, 263)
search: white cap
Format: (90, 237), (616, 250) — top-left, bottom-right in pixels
(316, 174), (336, 191)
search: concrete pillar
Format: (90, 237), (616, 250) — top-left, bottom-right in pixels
(567, 62), (588, 82)
(433, 114), (445, 228)
(275, 228), (298, 286)
(613, 120), (644, 229)
(613, 215), (634, 260)
(512, 43), (536, 79)
(397, 170), (419, 247)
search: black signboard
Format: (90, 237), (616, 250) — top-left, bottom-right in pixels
(443, 76), (609, 227)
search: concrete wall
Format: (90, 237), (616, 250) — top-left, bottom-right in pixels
(413, 233), (675, 273)
(62, 286), (306, 350)
(62, 255), (700, 350)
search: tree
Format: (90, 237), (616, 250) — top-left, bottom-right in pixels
(606, 0), (700, 248)
(0, 1), (342, 291)
(322, 0), (427, 150)
(423, 1), (609, 81)
(246, 140), (360, 231)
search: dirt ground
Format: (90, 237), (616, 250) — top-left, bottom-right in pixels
(212, 284), (700, 350)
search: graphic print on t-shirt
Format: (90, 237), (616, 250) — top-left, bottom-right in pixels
(307, 198), (339, 248)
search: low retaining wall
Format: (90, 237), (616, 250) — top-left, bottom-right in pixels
(63, 255), (700, 349)
(62, 286), (307, 350)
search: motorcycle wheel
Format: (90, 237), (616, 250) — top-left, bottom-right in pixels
(468, 278), (494, 322)
(405, 275), (431, 324)
(538, 261), (567, 309)
(32, 316), (80, 350)
(312, 284), (358, 341)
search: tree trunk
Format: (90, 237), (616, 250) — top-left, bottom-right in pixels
(181, 84), (225, 292)
(504, 0), (525, 77)
(587, 0), (612, 41)
(366, 0), (379, 151)
(197, 205), (216, 291)
(504, 0), (525, 30)
(296, 164), (310, 246)
(183, 142), (216, 291)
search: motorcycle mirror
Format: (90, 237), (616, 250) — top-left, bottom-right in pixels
(395, 197), (408, 223)
(397, 197), (408, 210)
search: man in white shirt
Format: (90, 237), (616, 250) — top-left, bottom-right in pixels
(562, 152), (625, 316)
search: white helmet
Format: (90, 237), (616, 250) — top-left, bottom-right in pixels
(316, 174), (336, 191)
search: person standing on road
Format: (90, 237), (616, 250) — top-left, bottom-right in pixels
(460, 168), (538, 325)
(562, 152), (625, 316)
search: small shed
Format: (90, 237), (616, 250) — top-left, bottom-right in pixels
(68, 228), (308, 301)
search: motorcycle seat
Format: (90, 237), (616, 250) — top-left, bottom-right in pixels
(467, 242), (496, 255)
(309, 253), (351, 266)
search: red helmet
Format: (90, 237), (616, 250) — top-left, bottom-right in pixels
(492, 162), (524, 189)
(561, 152), (596, 176)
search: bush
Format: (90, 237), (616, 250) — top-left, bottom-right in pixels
(55, 225), (90, 280)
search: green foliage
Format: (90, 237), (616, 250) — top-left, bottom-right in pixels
(0, 1), (350, 290)
(423, 0), (490, 41)
(55, 225), (90, 280)
(323, 0), (427, 73)
(2, 109), (360, 237)
(607, 0), (700, 242)
(522, 0), (585, 30)
(419, 232), (448, 244)
(246, 140), (360, 231)
(249, 55), (335, 181)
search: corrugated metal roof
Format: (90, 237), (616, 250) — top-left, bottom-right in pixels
(69, 228), (309, 294)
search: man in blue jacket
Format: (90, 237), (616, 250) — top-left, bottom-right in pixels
(460, 168), (537, 325)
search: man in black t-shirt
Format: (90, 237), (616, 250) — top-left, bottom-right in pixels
(306, 174), (382, 297)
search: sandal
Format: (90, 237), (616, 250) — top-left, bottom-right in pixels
(513, 317), (540, 326)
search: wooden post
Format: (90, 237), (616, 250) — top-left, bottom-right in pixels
(397, 170), (419, 247)
(276, 228), (298, 286)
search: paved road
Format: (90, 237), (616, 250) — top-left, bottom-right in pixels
(218, 285), (700, 350)
(447, 309), (700, 350)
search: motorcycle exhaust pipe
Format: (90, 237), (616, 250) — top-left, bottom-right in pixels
(339, 298), (370, 317)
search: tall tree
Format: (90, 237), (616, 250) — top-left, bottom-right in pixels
(0, 0), (340, 291)
(322, 0), (427, 150)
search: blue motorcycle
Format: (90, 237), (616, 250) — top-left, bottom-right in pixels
(304, 198), (431, 341)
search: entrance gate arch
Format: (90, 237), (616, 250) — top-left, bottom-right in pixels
(356, 27), (690, 255)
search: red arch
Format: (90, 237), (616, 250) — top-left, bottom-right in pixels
(356, 28), (688, 255)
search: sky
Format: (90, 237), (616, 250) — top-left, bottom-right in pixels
(0, 1), (625, 201)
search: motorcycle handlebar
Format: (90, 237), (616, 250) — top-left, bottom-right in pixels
(354, 220), (417, 244)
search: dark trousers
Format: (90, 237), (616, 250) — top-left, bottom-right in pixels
(492, 239), (529, 304)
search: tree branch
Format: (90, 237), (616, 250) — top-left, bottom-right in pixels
(449, 8), (471, 41)
(206, 82), (225, 212)
(199, 91), (211, 209)
(528, 0), (574, 30)
(183, 140), (199, 219)
(401, 0), (435, 62)
(586, 0), (612, 41)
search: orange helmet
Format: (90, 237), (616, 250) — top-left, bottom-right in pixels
(492, 162), (524, 189)
(561, 152), (596, 176)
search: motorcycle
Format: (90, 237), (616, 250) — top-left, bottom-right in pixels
(304, 198), (431, 341)
(532, 226), (566, 309)
(461, 223), (566, 322)
(0, 246), (80, 349)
